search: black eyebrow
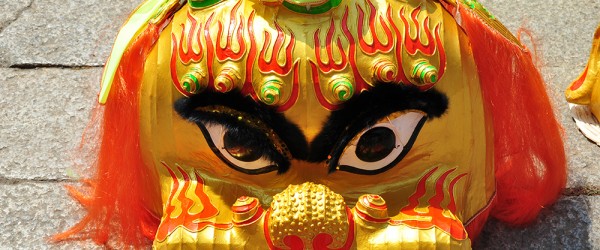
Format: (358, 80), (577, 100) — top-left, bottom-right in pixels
(307, 83), (449, 168)
(173, 90), (309, 161)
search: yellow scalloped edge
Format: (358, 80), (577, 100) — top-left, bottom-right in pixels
(98, 0), (183, 104)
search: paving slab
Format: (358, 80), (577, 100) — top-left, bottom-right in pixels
(480, 0), (600, 189)
(590, 196), (600, 248)
(0, 182), (100, 249)
(0, 0), (140, 67)
(476, 196), (593, 249)
(0, 68), (101, 181)
(0, 0), (32, 33)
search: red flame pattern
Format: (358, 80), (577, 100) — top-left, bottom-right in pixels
(389, 167), (468, 240)
(242, 11), (259, 99)
(314, 19), (348, 73)
(178, 12), (203, 64)
(258, 22), (295, 75)
(216, 0), (246, 62)
(171, 0), (446, 110)
(357, 0), (394, 54)
(341, 7), (370, 94)
(401, 7), (436, 56)
(155, 163), (232, 242)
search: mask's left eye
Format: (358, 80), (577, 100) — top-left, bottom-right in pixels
(199, 122), (284, 175)
(334, 111), (427, 175)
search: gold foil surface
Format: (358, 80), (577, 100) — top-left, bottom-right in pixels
(132, 0), (496, 248)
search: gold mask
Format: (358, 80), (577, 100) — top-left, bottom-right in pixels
(58, 0), (567, 249)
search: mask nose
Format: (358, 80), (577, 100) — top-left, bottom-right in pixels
(266, 182), (354, 249)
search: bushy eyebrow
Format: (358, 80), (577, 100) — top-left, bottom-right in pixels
(172, 83), (448, 172)
(173, 90), (309, 161)
(307, 83), (449, 169)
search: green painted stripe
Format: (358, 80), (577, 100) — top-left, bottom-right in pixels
(189, 0), (223, 8)
(282, 0), (341, 15)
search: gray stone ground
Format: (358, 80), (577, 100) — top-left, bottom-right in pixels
(0, 0), (598, 249)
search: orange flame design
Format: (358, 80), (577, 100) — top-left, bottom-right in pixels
(170, 2), (446, 105)
(357, 0), (394, 54)
(401, 7), (436, 56)
(155, 163), (232, 242)
(276, 63), (300, 112)
(314, 18), (348, 73)
(389, 167), (468, 240)
(258, 22), (296, 75)
(216, 0), (246, 62)
(386, 6), (411, 84)
(178, 12), (204, 64)
(341, 7), (369, 92)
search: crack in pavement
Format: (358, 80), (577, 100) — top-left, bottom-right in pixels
(0, 176), (77, 185)
(563, 186), (600, 197)
(0, 0), (34, 35)
(8, 63), (103, 69)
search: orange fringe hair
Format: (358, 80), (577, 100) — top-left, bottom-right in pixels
(54, 3), (567, 247)
(458, 5), (567, 239)
(52, 24), (162, 247)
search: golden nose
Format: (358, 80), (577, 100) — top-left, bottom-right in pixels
(267, 182), (351, 249)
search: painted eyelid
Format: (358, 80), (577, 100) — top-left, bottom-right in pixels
(202, 123), (278, 170)
(335, 110), (427, 173)
(385, 110), (426, 147)
(192, 106), (294, 161)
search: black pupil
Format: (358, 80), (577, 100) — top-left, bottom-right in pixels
(223, 130), (262, 162)
(355, 127), (396, 162)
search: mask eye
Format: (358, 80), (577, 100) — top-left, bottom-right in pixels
(336, 111), (426, 174)
(199, 123), (284, 175)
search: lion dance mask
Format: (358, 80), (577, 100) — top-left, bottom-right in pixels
(55, 0), (567, 248)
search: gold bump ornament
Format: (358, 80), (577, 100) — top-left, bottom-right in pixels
(232, 196), (264, 226)
(259, 78), (284, 106)
(412, 60), (439, 86)
(354, 194), (389, 223)
(329, 75), (355, 102)
(215, 67), (241, 93)
(372, 60), (397, 83)
(180, 67), (207, 94)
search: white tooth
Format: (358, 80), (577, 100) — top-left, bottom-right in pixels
(391, 112), (425, 147)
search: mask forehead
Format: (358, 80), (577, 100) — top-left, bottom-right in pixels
(168, 0), (447, 111)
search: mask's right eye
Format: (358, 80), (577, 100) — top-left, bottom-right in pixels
(197, 122), (286, 175)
